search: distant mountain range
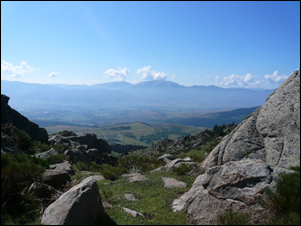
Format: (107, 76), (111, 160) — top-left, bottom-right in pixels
(1, 80), (274, 112)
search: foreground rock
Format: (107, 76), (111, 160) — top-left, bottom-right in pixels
(193, 69), (300, 173)
(41, 176), (106, 225)
(174, 159), (272, 224)
(176, 69), (300, 225)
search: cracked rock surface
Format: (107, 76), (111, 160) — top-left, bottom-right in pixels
(175, 69), (300, 225)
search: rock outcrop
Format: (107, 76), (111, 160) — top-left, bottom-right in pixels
(43, 161), (74, 189)
(1, 94), (49, 144)
(196, 69), (300, 172)
(41, 176), (107, 225)
(34, 148), (58, 160)
(174, 69), (300, 224)
(49, 131), (112, 164)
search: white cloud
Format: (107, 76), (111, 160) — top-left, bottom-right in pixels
(137, 66), (167, 80)
(103, 67), (129, 81)
(265, 70), (288, 84)
(171, 74), (176, 80)
(48, 72), (58, 77)
(1, 60), (36, 78)
(215, 75), (221, 84)
(217, 73), (261, 87)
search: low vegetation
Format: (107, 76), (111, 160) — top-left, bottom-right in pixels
(98, 170), (196, 225)
(216, 209), (249, 225)
(1, 152), (46, 224)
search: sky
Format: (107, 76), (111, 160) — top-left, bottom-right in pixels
(1, 1), (300, 89)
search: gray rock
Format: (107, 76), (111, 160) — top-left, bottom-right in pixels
(1, 131), (22, 153)
(158, 154), (176, 164)
(122, 207), (144, 218)
(181, 69), (300, 225)
(102, 200), (113, 209)
(64, 148), (89, 163)
(150, 166), (167, 172)
(49, 161), (74, 175)
(193, 69), (300, 173)
(41, 176), (106, 225)
(175, 159), (272, 224)
(43, 169), (71, 189)
(162, 177), (186, 188)
(128, 175), (149, 182)
(43, 161), (74, 189)
(165, 158), (193, 170)
(1, 94), (49, 143)
(91, 175), (105, 181)
(124, 193), (138, 201)
(29, 182), (62, 198)
(34, 148), (58, 160)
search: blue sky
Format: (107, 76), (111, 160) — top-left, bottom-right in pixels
(1, 1), (300, 89)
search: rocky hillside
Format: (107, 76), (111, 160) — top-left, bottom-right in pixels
(173, 69), (300, 224)
(132, 123), (237, 158)
(1, 94), (49, 145)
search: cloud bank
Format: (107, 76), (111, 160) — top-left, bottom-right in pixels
(103, 67), (129, 81)
(215, 73), (261, 87)
(48, 72), (58, 77)
(265, 70), (288, 84)
(137, 66), (167, 80)
(1, 60), (36, 78)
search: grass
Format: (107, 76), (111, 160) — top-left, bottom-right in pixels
(216, 209), (249, 225)
(97, 170), (196, 225)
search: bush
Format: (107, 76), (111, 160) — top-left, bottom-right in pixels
(73, 161), (90, 171)
(257, 169), (300, 224)
(1, 152), (46, 224)
(216, 209), (249, 225)
(100, 165), (128, 181)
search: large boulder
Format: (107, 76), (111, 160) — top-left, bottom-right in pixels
(194, 69), (300, 172)
(177, 69), (300, 225)
(41, 176), (107, 225)
(1, 94), (48, 143)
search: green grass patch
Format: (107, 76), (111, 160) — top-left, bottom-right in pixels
(97, 170), (196, 225)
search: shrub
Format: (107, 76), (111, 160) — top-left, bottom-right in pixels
(257, 169), (300, 224)
(100, 188), (113, 202)
(100, 165), (128, 181)
(73, 161), (90, 171)
(216, 209), (249, 225)
(258, 171), (300, 213)
(1, 152), (46, 224)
